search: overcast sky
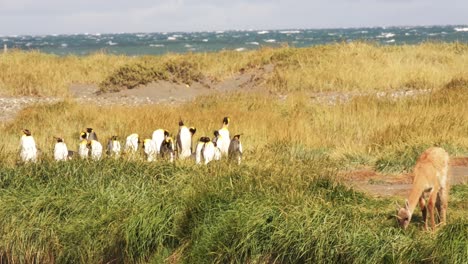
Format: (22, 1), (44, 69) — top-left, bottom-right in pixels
(0, 0), (467, 35)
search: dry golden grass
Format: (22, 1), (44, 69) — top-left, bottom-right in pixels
(1, 88), (467, 171)
(1, 42), (467, 96)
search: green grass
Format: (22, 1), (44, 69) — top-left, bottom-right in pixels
(0, 156), (466, 263)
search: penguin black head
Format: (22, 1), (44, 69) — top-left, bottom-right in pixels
(189, 127), (197, 135)
(233, 134), (241, 140)
(22, 129), (32, 136)
(80, 132), (87, 140)
(86, 128), (93, 133)
(111, 135), (118, 141)
(55, 137), (64, 143)
(200, 137), (211, 143)
(179, 120), (184, 127)
(164, 137), (174, 150)
(143, 139), (151, 149)
(223, 117), (230, 125)
(214, 130), (220, 137)
(164, 130), (170, 137)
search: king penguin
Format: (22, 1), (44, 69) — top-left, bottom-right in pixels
(88, 139), (103, 161)
(125, 133), (140, 153)
(20, 129), (38, 163)
(217, 117), (231, 156)
(107, 135), (121, 158)
(228, 134), (243, 165)
(152, 129), (170, 154)
(177, 120), (196, 160)
(160, 136), (175, 162)
(195, 137), (207, 165)
(78, 132), (89, 159)
(202, 138), (216, 165)
(54, 137), (69, 161)
(143, 138), (157, 162)
(86, 128), (98, 141)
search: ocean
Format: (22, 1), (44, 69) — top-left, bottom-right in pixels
(2, 25), (468, 56)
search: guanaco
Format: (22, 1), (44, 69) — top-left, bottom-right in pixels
(397, 147), (450, 230)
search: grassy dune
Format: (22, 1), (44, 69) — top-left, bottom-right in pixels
(1, 42), (468, 96)
(0, 44), (468, 263)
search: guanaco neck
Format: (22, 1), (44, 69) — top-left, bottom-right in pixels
(406, 181), (426, 216)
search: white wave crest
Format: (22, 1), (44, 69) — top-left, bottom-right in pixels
(280, 30), (300, 34)
(454, 27), (468, 32)
(264, 39), (276, 43)
(149, 44), (165, 47)
(378, 33), (395, 38)
(235, 47), (246, 52)
(257, 30), (269, 34)
(246, 42), (259, 45)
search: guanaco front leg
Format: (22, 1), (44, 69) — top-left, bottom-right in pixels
(419, 196), (427, 230)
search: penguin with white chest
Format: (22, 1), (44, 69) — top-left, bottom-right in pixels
(143, 138), (157, 162)
(78, 132), (89, 159)
(217, 117), (231, 156)
(107, 135), (121, 158)
(19, 129), (38, 163)
(202, 139), (216, 165)
(177, 120), (196, 160)
(125, 133), (140, 153)
(152, 129), (170, 154)
(160, 137), (175, 162)
(54, 137), (69, 161)
(88, 139), (103, 161)
(195, 136), (218, 165)
(195, 137), (208, 164)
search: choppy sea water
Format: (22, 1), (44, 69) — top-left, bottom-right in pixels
(2, 25), (468, 56)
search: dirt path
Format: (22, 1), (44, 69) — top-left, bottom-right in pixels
(343, 163), (468, 198)
(0, 97), (60, 122)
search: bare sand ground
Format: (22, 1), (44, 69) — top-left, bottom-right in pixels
(0, 65), (271, 121)
(341, 157), (468, 198)
(69, 65), (271, 106)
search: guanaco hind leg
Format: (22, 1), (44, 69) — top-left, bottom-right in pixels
(438, 188), (448, 226)
(428, 190), (439, 230)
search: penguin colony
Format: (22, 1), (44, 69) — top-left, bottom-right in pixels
(18, 117), (243, 165)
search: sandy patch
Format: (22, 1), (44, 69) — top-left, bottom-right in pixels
(341, 165), (468, 198)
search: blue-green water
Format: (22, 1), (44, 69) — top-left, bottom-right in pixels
(2, 25), (468, 56)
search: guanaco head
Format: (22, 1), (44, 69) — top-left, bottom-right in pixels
(397, 200), (411, 229)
